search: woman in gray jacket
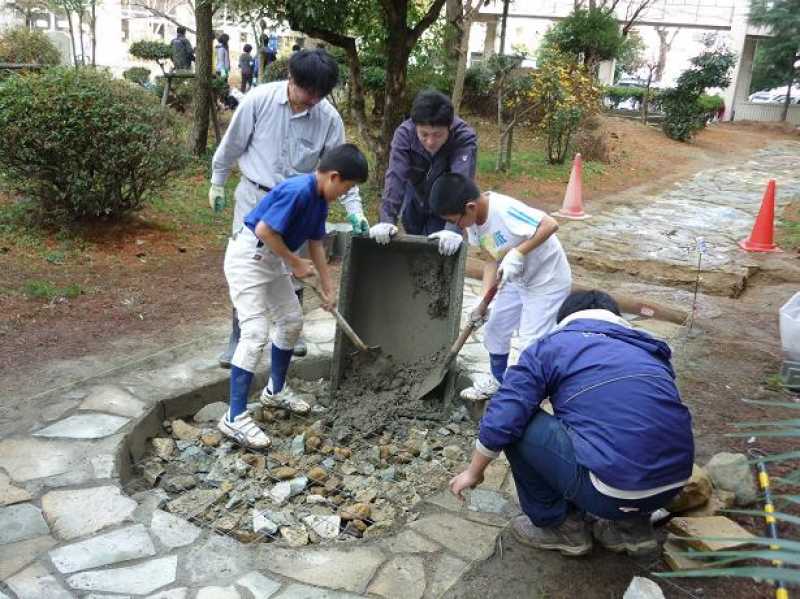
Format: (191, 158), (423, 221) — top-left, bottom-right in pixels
(215, 33), (230, 80)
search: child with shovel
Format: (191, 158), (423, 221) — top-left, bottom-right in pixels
(429, 173), (572, 401)
(218, 144), (369, 449)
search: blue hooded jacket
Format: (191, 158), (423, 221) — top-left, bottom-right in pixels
(479, 317), (694, 491)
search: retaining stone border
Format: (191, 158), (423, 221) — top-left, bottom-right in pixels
(0, 276), (683, 598)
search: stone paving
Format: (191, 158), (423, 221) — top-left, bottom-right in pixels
(0, 271), (683, 599)
(557, 141), (800, 297)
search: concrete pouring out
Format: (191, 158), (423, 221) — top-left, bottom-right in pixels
(128, 236), (474, 548)
(328, 235), (467, 434)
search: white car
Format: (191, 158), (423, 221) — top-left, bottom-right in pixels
(749, 86), (800, 104)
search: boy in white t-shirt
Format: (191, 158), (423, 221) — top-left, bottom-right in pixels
(429, 173), (572, 400)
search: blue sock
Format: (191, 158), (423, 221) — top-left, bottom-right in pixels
(269, 344), (294, 394)
(229, 366), (254, 421)
(489, 353), (509, 384)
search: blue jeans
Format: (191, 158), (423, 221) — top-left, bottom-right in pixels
(504, 410), (681, 528)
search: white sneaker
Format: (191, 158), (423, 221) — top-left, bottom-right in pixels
(218, 412), (271, 449)
(260, 382), (311, 414)
(460, 374), (500, 401)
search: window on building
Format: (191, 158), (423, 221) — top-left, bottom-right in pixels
(122, 18), (130, 42)
(31, 10), (51, 31)
(54, 11), (69, 32)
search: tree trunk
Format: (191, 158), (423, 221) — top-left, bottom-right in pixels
(189, 0), (213, 156)
(451, 6), (475, 115)
(782, 75), (793, 122)
(641, 66), (653, 124)
(77, 9), (85, 65)
(444, 0), (463, 65)
(499, 0), (510, 55)
(495, 71), (507, 171)
(90, 0), (96, 66)
(64, 6), (78, 68)
(377, 29), (410, 189)
(655, 26), (678, 83)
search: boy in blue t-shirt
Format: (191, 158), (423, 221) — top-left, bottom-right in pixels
(219, 144), (369, 448)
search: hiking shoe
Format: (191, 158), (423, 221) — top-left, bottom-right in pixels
(218, 412), (271, 449)
(511, 514), (592, 556)
(460, 374), (500, 402)
(293, 336), (308, 357)
(260, 383), (311, 414)
(593, 517), (658, 556)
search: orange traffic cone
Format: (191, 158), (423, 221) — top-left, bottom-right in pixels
(739, 179), (781, 253)
(553, 153), (590, 220)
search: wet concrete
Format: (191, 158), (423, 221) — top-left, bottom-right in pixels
(330, 235), (466, 433)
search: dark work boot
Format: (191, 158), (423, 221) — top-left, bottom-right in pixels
(593, 516), (658, 556)
(293, 288), (307, 357)
(218, 309), (240, 369)
(511, 513), (592, 557)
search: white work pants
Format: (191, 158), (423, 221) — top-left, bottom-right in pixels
(224, 226), (303, 372)
(483, 280), (571, 356)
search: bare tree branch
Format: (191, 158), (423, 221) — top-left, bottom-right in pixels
(621, 0), (652, 35)
(410, 0), (447, 43)
(130, 2), (195, 32)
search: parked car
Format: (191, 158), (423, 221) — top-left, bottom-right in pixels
(749, 86), (800, 104)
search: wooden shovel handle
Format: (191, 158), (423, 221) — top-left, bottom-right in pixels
(446, 283), (499, 360)
(302, 276), (369, 352)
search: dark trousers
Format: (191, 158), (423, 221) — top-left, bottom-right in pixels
(240, 73), (253, 93)
(504, 410), (682, 528)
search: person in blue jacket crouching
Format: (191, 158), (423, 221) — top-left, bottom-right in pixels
(449, 290), (694, 557)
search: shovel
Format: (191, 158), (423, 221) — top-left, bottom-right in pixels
(413, 283), (499, 401)
(302, 275), (380, 356)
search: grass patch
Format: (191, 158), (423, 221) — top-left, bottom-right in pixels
(477, 149), (605, 182)
(777, 218), (800, 252)
(23, 279), (83, 301)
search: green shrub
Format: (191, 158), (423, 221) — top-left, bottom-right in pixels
(463, 63), (497, 116)
(129, 40), (172, 74)
(662, 44), (735, 141)
(697, 93), (724, 114)
(0, 68), (188, 222)
(265, 56), (289, 82)
(123, 66), (151, 87)
(152, 76), (193, 112)
(0, 27), (61, 66)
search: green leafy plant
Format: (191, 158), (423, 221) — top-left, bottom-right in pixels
(661, 43), (735, 141)
(526, 52), (601, 164)
(129, 40), (173, 75)
(23, 280), (82, 301)
(0, 27), (61, 66)
(0, 67), (189, 222)
(123, 66), (151, 87)
(659, 396), (800, 592)
(264, 56), (290, 82)
(540, 8), (626, 70)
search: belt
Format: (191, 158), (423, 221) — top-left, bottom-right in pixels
(245, 176), (271, 194)
(232, 225), (264, 248)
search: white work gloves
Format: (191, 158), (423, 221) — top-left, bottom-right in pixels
(369, 222), (398, 245)
(208, 183), (226, 213)
(468, 305), (490, 329)
(498, 248), (525, 286)
(428, 230), (463, 256)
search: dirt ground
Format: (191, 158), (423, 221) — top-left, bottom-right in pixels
(2, 118), (799, 597)
(2, 119), (794, 381)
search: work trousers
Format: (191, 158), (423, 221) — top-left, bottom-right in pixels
(504, 410), (682, 528)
